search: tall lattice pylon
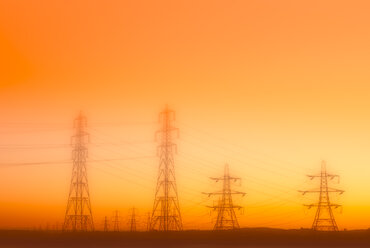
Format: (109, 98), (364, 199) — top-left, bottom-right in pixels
(63, 112), (94, 231)
(112, 210), (121, 232)
(146, 212), (151, 231)
(128, 208), (137, 232)
(150, 106), (183, 231)
(103, 216), (109, 232)
(300, 160), (344, 231)
(204, 164), (245, 230)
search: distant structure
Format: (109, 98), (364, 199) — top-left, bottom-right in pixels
(204, 164), (245, 230)
(150, 106), (183, 231)
(128, 208), (137, 232)
(300, 160), (344, 231)
(103, 216), (109, 232)
(112, 210), (121, 232)
(63, 112), (94, 231)
(146, 212), (151, 231)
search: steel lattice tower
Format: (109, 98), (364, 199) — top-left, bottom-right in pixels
(113, 210), (121, 232)
(63, 112), (94, 231)
(300, 160), (344, 231)
(129, 208), (137, 232)
(146, 212), (151, 231)
(204, 164), (245, 230)
(150, 106), (183, 231)
(103, 216), (109, 232)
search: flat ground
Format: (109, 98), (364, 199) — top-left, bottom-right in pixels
(0, 229), (370, 247)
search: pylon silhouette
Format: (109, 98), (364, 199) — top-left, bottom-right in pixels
(300, 160), (344, 231)
(150, 106), (183, 231)
(112, 210), (121, 232)
(204, 164), (245, 230)
(146, 212), (151, 231)
(128, 208), (137, 232)
(103, 216), (109, 232)
(63, 112), (94, 231)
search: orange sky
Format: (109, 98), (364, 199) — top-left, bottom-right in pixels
(1, 0), (370, 230)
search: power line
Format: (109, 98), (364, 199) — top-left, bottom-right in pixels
(0, 156), (156, 167)
(0, 141), (153, 150)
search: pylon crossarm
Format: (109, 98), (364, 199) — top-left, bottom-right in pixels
(303, 204), (317, 209)
(232, 205), (243, 210)
(330, 204), (342, 208)
(209, 177), (222, 182)
(202, 192), (215, 197)
(209, 176), (241, 181)
(305, 202), (341, 207)
(307, 174), (321, 179)
(231, 190), (246, 196)
(205, 191), (244, 196)
(205, 205), (217, 210)
(327, 188), (344, 194)
(327, 174), (339, 179)
(299, 189), (320, 195)
(207, 205), (243, 209)
(203, 191), (223, 196)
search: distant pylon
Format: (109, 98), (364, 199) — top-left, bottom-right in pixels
(300, 160), (344, 231)
(128, 208), (137, 232)
(112, 210), (121, 232)
(63, 112), (94, 231)
(146, 212), (151, 231)
(150, 105), (183, 231)
(203, 164), (245, 230)
(103, 216), (109, 232)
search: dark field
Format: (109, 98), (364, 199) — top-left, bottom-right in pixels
(1, 229), (370, 247)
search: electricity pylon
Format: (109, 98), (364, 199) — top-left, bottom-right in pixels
(203, 164), (245, 230)
(146, 212), (151, 231)
(150, 106), (183, 231)
(112, 210), (121, 232)
(300, 160), (344, 231)
(63, 112), (94, 231)
(128, 208), (137, 232)
(103, 216), (109, 232)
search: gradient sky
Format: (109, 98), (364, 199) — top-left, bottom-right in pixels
(1, 0), (370, 230)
